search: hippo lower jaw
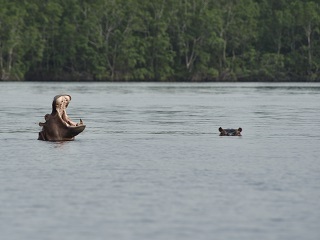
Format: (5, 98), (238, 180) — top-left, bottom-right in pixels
(38, 114), (86, 141)
(38, 95), (86, 141)
(55, 122), (86, 140)
(64, 123), (86, 138)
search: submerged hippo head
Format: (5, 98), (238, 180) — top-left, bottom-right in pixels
(219, 127), (242, 136)
(38, 94), (86, 141)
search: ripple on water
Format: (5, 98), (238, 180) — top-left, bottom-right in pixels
(0, 82), (320, 240)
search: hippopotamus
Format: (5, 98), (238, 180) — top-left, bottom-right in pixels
(219, 127), (242, 136)
(38, 94), (86, 141)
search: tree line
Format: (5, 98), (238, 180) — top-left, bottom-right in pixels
(1, 0), (320, 81)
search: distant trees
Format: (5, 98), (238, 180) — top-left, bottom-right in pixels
(257, 0), (320, 81)
(0, 0), (319, 81)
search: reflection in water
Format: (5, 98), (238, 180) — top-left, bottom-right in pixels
(51, 141), (71, 149)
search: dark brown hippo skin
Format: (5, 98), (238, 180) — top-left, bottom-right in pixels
(38, 95), (86, 141)
(219, 127), (242, 136)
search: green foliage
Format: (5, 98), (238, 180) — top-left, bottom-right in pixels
(0, 0), (320, 81)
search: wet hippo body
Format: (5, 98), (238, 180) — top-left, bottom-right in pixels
(38, 95), (86, 141)
(219, 127), (242, 136)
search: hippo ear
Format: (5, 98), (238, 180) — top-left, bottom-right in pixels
(238, 127), (242, 132)
(219, 127), (223, 132)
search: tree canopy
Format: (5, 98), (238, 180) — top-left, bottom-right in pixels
(1, 0), (320, 81)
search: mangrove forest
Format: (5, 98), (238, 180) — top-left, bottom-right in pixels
(1, 0), (320, 81)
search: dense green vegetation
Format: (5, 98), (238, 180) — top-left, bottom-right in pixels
(1, 0), (320, 81)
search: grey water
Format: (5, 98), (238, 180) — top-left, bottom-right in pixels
(0, 82), (319, 240)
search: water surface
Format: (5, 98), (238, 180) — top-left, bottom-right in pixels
(0, 82), (319, 240)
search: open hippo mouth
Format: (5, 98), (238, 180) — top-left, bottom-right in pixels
(219, 127), (242, 136)
(38, 95), (86, 141)
(54, 95), (83, 127)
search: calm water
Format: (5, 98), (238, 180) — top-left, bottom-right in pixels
(0, 82), (320, 240)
